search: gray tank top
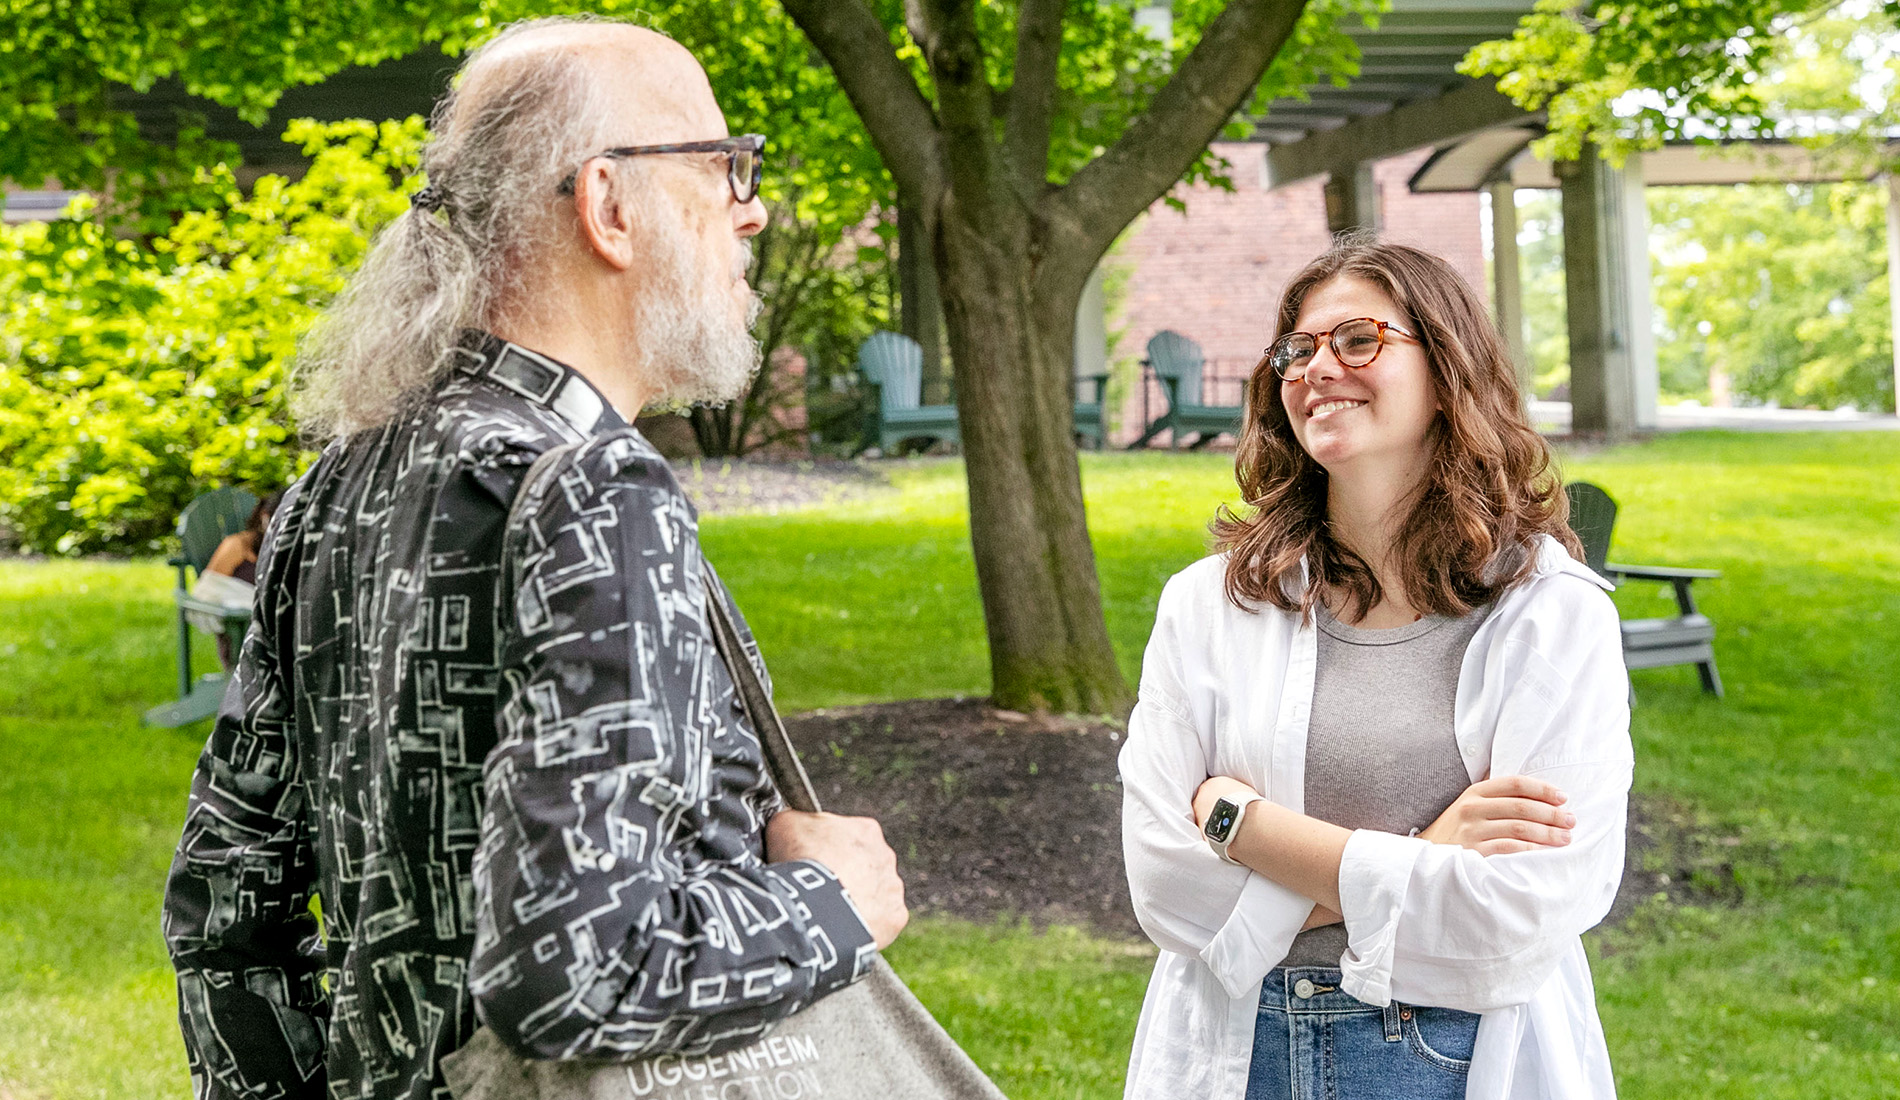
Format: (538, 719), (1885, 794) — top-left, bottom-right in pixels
(1281, 602), (1489, 968)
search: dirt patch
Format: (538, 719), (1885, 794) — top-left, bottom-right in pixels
(787, 698), (1733, 942)
(788, 697), (1140, 938)
(1605, 795), (1748, 926)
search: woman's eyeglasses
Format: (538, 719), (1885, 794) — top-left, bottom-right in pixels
(557, 133), (766, 204)
(1262, 317), (1418, 383)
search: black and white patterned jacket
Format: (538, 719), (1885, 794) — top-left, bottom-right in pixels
(162, 333), (876, 1100)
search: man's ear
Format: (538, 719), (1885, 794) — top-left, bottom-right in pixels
(573, 160), (636, 272)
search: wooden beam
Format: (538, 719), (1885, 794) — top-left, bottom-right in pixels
(1265, 80), (1530, 188)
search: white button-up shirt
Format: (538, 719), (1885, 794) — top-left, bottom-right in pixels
(1120, 536), (1631, 1100)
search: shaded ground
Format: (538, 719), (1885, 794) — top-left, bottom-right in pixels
(673, 457), (894, 515)
(789, 698), (1738, 942)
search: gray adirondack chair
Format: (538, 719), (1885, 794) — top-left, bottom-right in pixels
(857, 331), (959, 454)
(144, 486), (257, 727)
(1565, 481), (1723, 698)
(1129, 330), (1244, 449)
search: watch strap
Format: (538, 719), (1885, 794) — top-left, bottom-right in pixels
(1207, 792), (1265, 864)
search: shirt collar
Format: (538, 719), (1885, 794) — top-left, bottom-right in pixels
(452, 330), (628, 436)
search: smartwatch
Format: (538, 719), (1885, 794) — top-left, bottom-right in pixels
(1203, 792), (1265, 864)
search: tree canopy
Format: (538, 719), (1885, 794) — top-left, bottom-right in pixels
(1464, 0), (1900, 165)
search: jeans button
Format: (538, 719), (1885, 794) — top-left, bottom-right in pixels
(1294, 978), (1316, 999)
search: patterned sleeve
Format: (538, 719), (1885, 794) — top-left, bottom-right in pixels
(468, 431), (876, 1061)
(163, 482), (330, 1099)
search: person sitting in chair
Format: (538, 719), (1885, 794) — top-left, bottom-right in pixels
(194, 489), (281, 669)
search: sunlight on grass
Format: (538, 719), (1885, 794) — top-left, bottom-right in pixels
(1, 431), (1896, 1098)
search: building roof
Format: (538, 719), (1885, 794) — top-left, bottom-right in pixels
(1411, 122), (1900, 190)
(113, 48), (455, 172)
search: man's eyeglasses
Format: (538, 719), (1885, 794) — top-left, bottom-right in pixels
(557, 133), (766, 204)
(1262, 318), (1419, 383)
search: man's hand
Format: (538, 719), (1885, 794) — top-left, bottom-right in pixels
(766, 810), (909, 950)
(1419, 775), (1574, 856)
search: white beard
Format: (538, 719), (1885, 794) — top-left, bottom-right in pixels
(631, 202), (763, 408)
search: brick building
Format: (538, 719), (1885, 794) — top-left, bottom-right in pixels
(1104, 145), (1485, 446)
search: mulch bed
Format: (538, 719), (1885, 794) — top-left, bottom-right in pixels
(789, 697), (1141, 938)
(787, 698), (1726, 942)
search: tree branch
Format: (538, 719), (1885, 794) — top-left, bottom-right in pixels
(915, 0), (1000, 221)
(781, 0), (942, 205)
(1005, 0), (1066, 195)
(1041, 0), (1310, 283)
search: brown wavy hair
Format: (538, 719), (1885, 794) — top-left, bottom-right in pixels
(1212, 236), (1581, 619)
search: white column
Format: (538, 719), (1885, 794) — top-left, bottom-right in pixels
(1557, 144), (1656, 437)
(1616, 155), (1658, 430)
(1323, 162), (1382, 235)
(1486, 181), (1529, 394)
(1074, 265), (1108, 381)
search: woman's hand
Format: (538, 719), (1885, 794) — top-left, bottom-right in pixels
(1192, 775), (1261, 830)
(1419, 775), (1575, 855)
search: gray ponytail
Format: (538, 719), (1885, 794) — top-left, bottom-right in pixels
(290, 17), (622, 441)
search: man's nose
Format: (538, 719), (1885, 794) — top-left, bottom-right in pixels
(734, 193), (767, 238)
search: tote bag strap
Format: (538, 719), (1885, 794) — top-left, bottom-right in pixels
(700, 560), (823, 814)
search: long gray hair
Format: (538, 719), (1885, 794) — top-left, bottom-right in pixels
(290, 17), (625, 441)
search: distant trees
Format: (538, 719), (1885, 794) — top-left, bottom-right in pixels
(1488, 2), (1899, 413)
(1650, 182), (1892, 411)
(1516, 181), (1894, 412)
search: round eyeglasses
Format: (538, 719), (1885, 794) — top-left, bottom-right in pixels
(557, 134), (766, 204)
(1262, 317), (1418, 383)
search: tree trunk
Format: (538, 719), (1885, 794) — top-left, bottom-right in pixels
(779, 0), (1311, 715)
(936, 210), (1131, 714)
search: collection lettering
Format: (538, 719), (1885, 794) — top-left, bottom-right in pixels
(622, 1034), (824, 1099)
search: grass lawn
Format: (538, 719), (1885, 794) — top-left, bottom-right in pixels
(2, 431), (1896, 1098)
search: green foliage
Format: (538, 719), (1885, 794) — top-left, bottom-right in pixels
(1650, 182), (1894, 411)
(0, 0), (454, 233)
(1512, 175), (1895, 411)
(1464, 0), (1839, 164)
(0, 119), (422, 554)
(1464, 0), (1900, 167)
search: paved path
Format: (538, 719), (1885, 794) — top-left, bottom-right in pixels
(1530, 400), (1900, 433)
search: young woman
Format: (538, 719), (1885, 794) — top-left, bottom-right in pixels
(1120, 239), (1631, 1100)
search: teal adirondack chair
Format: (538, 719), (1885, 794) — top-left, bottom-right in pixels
(144, 487), (257, 727)
(1565, 481), (1724, 700)
(1129, 330), (1244, 449)
(857, 331), (959, 453)
(1073, 372), (1111, 449)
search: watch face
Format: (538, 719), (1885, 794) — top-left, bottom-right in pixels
(1204, 798), (1240, 844)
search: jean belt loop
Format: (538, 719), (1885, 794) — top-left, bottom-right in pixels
(1383, 1001), (1402, 1042)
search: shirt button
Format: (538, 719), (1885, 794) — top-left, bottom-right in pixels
(1294, 978), (1316, 999)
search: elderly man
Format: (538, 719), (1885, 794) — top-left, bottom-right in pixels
(162, 18), (906, 1100)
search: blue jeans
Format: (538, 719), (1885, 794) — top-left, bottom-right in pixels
(1245, 966), (1481, 1100)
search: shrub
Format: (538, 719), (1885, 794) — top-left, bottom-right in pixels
(0, 118), (421, 554)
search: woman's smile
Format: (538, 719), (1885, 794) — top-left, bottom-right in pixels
(1306, 397), (1367, 420)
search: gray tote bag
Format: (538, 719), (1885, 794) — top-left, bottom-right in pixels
(441, 443), (1008, 1100)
